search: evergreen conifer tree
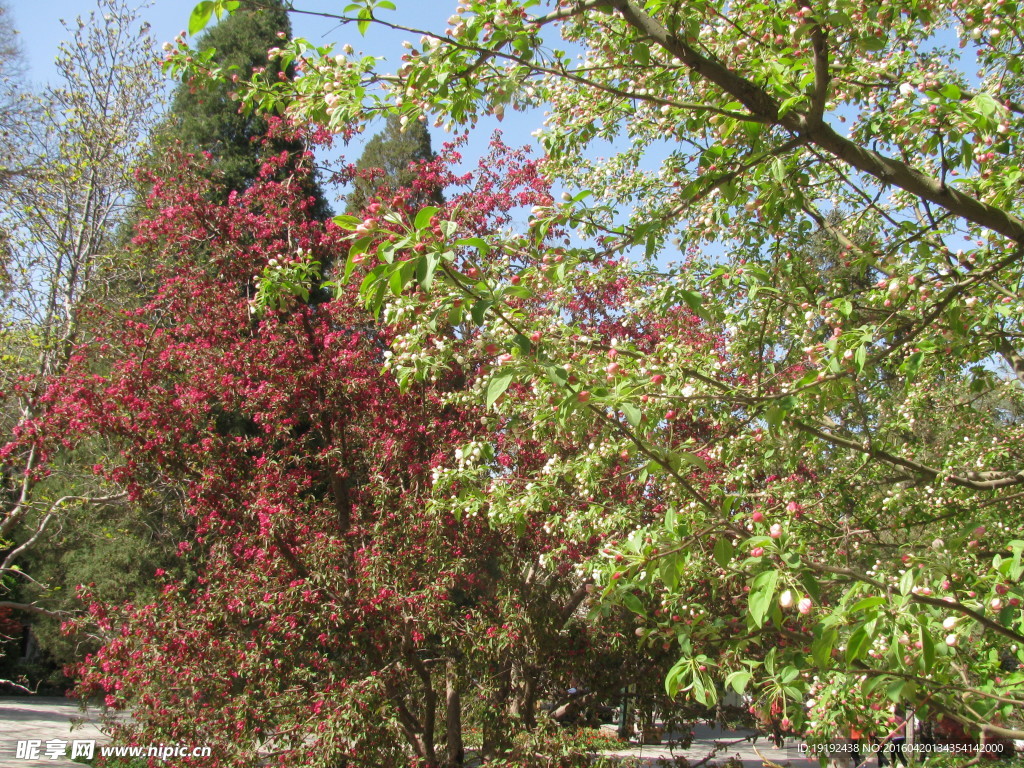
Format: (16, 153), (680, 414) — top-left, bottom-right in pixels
(157, 0), (329, 215)
(346, 114), (437, 214)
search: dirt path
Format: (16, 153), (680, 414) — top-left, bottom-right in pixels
(602, 723), (822, 768)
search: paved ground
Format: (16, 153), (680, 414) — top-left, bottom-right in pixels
(0, 698), (820, 768)
(602, 723), (820, 767)
(0, 698), (109, 768)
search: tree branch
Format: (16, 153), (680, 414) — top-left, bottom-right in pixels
(0, 600), (64, 618)
(791, 418), (1024, 492)
(610, 0), (1024, 242)
(810, 564), (1024, 646)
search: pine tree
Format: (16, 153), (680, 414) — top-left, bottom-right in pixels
(346, 114), (437, 214)
(156, 0), (329, 215)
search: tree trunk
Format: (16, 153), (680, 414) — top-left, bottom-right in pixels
(444, 660), (464, 767)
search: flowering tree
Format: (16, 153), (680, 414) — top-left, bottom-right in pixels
(9, 128), (685, 765)
(179, 0), (1024, 747)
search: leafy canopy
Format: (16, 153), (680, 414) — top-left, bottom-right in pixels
(177, 0), (1024, 744)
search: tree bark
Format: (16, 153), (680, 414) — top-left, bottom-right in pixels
(445, 660), (464, 767)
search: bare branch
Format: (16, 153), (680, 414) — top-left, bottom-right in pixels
(0, 600), (65, 618)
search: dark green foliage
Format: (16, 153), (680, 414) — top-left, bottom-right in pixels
(156, 1), (329, 216)
(346, 114), (438, 213)
(0, 492), (195, 693)
(19, 489), (196, 671)
(163, 1), (287, 196)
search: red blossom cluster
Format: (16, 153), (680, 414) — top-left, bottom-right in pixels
(1, 130), (669, 766)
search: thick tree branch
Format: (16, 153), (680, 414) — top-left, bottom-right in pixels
(811, 565), (1024, 646)
(0, 513), (55, 573)
(792, 419), (1024, 492)
(995, 334), (1024, 388)
(610, 0), (1024, 242)
(799, 0), (830, 122)
(0, 600), (63, 617)
(558, 579), (593, 623)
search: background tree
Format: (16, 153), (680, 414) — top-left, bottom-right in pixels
(155, 0), (330, 217)
(0, 0), (31, 194)
(51, 136), (674, 767)
(346, 113), (438, 214)
(0, 0), (165, 690)
(185, 0), (1024, 748)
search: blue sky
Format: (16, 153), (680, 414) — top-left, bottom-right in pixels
(9, 1), (445, 82)
(7, 0), (548, 211)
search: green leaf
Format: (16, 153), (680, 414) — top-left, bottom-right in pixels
(669, 451), (707, 471)
(447, 301), (464, 325)
(622, 592), (645, 616)
(416, 253), (438, 292)
(454, 237), (491, 256)
(389, 261), (415, 296)
(622, 402), (642, 427)
(972, 92), (999, 118)
(486, 373), (514, 409)
(358, 264), (385, 298)
(659, 553), (681, 591)
(545, 366), (569, 386)
(886, 678), (905, 703)
(333, 214), (363, 231)
(665, 658), (687, 697)
(800, 573), (821, 604)
(920, 627), (935, 672)
(899, 568), (915, 596)
(679, 290), (711, 320)
(846, 626), (871, 664)
(901, 351), (925, 382)
(189, 2), (214, 35)
(713, 538), (734, 568)
(861, 35), (886, 51)
(511, 334), (532, 354)
(748, 570), (779, 628)
(778, 94), (803, 118)
(370, 280), (387, 318)
(693, 671), (715, 706)
(414, 206), (439, 231)
(345, 237), (372, 283)
(854, 344), (866, 374)
(470, 299), (492, 325)
(850, 596), (887, 613)
(862, 674), (886, 697)
(725, 670), (752, 695)
(645, 231), (658, 259)
(812, 626), (837, 668)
